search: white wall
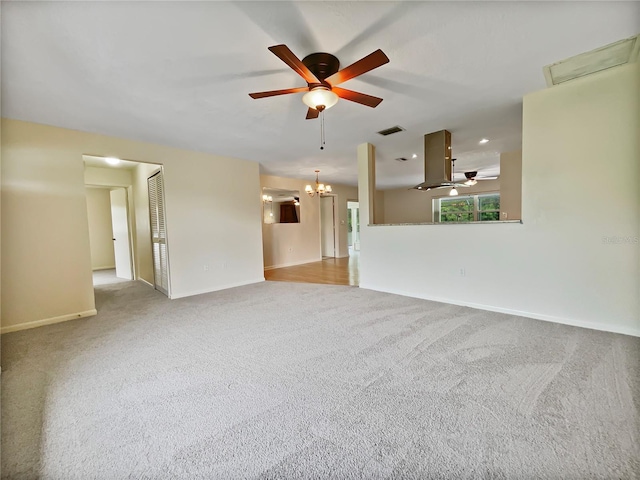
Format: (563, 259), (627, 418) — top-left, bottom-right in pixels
(358, 63), (639, 337)
(1, 119), (264, 332)
(85, 187), (115, 270)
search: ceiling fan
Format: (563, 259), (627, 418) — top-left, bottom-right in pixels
(249, 44), (389, 119)
(461, 171), (499, 186)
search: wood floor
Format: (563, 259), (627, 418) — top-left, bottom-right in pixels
(264, 251), (359, 286)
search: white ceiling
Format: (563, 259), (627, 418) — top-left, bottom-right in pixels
(2, 2), (638, 188)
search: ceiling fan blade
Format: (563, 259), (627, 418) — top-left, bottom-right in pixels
(333, 87), (383, 108)
(325, 49), (390, 86)
(268, 44), (320, 84)
(249, 86), (309, 99)
(306, 107), (319, 120)
(478, 176), (499, 180)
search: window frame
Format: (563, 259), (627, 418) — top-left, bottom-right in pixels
(435, 192), (500, 223)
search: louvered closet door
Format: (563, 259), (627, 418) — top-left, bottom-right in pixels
(148, 171), (169, 296)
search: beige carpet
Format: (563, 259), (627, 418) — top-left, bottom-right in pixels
(2, 280), (639, 479)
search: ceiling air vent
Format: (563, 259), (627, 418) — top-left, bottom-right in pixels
(377, 125), (405, 136)
(543, 34), (640, 87)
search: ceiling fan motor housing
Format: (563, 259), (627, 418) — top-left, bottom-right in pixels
(302, 52), (340, 86)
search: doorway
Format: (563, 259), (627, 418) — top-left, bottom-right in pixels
(83, 155), (169, 296)
(320, 195), (336, 258)
(110, 187), (134, 280)
(85, 185), (134, 286)
(347, 200), (360, 254)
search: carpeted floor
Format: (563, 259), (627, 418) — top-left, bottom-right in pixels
(2, 280), (639, 479)
(92, 268), (132, 286)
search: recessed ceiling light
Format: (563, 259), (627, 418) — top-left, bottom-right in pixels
(105, 157), (121, 165)
(479, 138), (489, 144)
(412, 153), (417, 158)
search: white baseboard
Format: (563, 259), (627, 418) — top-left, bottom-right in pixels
(264, 258), (322, 271)
(138, 278), (154, 288)
(92, 266), (115, 271)
(170, 278), (265, 299)
(1, 309), (98, 334)
(359, 283), (640, 338)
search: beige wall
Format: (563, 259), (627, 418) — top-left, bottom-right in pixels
(260, 175), (321, 269)
(260, 175), (358, 268)
(374, 191), (385, 224)
(358, 62), (640, 336)
(85, 166), (133, 187)
(85, 187), (115, 270)
(1, 119), (264, 332)
(381, 179), (501, 224)
(500, 150), (522, 220)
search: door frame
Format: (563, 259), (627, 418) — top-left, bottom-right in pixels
(85, 184), (136, 280)
(320, 194), (338, 258)
(347, 199), (360, 252)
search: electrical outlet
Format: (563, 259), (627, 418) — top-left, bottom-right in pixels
(459, 267), (466, 277)
(221, 262), (227, 269)
(203, 265), (209, 272)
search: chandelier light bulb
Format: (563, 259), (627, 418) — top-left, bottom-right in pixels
(306, 170), (332, 197)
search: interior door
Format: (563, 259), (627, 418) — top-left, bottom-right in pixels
(320, 196), (336, 258)
(148, 171), (169, 296)
(109, 188), (133, 279)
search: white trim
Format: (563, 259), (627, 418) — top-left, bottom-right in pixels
(92, 265), (116, 271)
(137, 278), (154, 288)
(359, 283), (640, 338)
(264, 258), (322, 271)
(1, 309), (98, 334)
(169, 278), (265, 299)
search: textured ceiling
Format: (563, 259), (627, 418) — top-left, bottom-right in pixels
(2, 1), (638, 188)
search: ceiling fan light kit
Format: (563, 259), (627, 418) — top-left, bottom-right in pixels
(302, 88), (339, 111)
(249, 44), (389, 149)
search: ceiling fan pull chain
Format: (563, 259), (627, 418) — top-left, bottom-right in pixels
(320, 110), (326, 150)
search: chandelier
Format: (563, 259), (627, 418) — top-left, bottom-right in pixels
(305, 170), (332, 197)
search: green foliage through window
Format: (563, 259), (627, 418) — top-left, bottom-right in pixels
(438, 193), (500, 222)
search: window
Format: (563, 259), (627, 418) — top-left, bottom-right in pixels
(437, 193), (500, 222)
